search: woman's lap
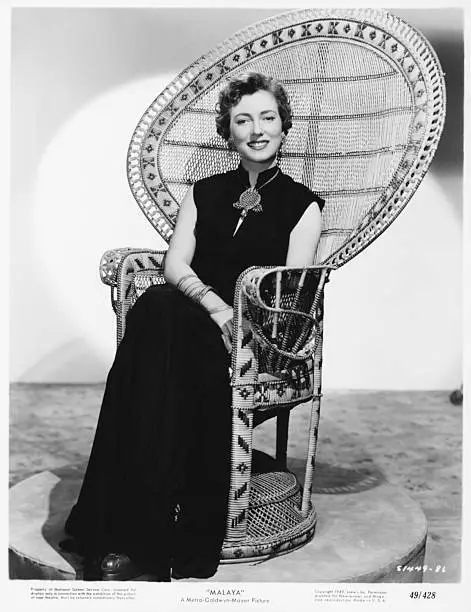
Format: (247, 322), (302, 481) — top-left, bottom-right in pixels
(65, 284), (232, 571)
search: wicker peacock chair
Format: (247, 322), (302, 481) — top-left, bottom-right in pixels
(99, 8), (445, 562)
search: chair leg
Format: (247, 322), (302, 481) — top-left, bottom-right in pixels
(225, 406), (254, 543)
(301, 326), (324, 518)
(276, 411), (290, 469)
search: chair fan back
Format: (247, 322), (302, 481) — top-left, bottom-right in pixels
(127, 8), (445, 268)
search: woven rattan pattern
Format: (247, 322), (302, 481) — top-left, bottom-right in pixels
(247, 491), (305, 540)
(246, 268), (324, 374)
(102, 8), (445, 562)
(128, 8), (445, 269)
(221, 469), (317, 556)
(249, 471), (299, 507)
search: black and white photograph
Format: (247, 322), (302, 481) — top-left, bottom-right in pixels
(6, 2), (467, 610)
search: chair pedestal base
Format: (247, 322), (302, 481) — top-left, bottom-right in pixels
(221, 516), (316, 563)
(9, 463), (428, 583)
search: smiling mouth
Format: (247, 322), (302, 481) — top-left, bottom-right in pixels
(247, 141), (269, 149)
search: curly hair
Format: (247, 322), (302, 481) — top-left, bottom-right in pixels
(215, 72), (292, 141)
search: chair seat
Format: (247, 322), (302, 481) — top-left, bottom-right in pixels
(255, 366), (314, 408)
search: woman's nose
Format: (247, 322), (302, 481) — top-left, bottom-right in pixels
(251, 120), (263, 136)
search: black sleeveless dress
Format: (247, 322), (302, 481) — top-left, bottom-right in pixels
(63, 164), (324, 578)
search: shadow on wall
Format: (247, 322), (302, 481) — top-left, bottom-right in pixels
(11, 8), (463, 190)
(392, 11), (464, 219)
(428, 37), (463, 178)
(17, 339), (109, 384)
(11, 6), (282, 182)
(10, 7), (463, 386)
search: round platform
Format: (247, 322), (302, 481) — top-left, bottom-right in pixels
(9, 462), (427, 583)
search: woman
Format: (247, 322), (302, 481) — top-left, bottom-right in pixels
(61, 72), (324, 581)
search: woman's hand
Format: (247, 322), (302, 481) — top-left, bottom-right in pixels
(210, 307), (234, 354)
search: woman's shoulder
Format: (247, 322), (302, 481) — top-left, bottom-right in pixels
(192, 170), (237, 209)
(280, 172), (325, 212)
(194, 169), (236, 191)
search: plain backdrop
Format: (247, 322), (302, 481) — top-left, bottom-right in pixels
(10, 7), (463, 389)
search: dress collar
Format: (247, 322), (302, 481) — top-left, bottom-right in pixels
(236, 163), (281, 189)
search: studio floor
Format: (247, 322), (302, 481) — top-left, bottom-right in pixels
(9, 384), (462, 583)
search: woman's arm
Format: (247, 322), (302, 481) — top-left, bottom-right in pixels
(163, 185), (197, 285)
(286, 202), (322, 266)
(164, 186), (234, 353)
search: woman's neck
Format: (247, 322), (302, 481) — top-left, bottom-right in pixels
(240, 157), (277, 187)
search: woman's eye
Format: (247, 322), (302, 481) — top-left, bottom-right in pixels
(236, 119), (248, 125)
(264, 116), (276, 121)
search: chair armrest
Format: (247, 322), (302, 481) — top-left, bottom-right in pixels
(237, 265), (333, 368)
(99, 247), (166, 288)
(100, 248), (167, 343)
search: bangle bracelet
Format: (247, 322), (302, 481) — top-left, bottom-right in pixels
(193, 285), (211, 303)
(177, 274), (216, 307)
(176, 273), (198, 292)
(208, 304), (232, 314)
(178, 276), (204, 299)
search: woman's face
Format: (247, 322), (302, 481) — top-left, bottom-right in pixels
(229, 90), (283, 166)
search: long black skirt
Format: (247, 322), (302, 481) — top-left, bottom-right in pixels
(64, 284), (232, 576)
